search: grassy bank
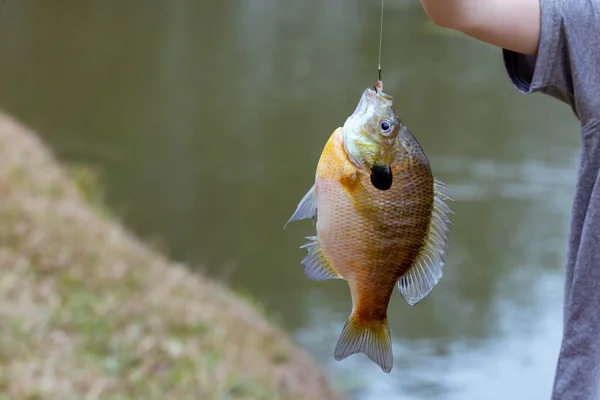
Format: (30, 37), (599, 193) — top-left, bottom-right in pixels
(0, 112), (338, 400)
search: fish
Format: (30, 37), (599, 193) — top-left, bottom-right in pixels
(285, 80), (452, 373)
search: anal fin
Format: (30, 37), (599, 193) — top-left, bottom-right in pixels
(285, 184), (317, 228)
(398, 178), (453, 306)
(300, 236), (341, 280)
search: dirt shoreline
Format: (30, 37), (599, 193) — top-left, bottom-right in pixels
(0, 112), (339, 400)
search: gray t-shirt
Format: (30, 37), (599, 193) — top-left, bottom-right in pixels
(503, 0), (600, 398)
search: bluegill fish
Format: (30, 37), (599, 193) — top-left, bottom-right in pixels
(285, 80), (452, 373)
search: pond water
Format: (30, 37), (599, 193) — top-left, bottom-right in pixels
(0, 1), (581, 398)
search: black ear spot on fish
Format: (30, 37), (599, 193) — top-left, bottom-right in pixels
(370, 165), (392, 191)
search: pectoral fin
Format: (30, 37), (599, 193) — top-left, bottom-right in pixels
(300, 236), (341, 280)
(285, 184), (317, 228)
(340, 174), (380, 222)
(398, 179), (453, 306)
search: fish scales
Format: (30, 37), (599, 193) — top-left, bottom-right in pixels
(286, 81), (452, 374)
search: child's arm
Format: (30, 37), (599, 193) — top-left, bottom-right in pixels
(421, 1), (600, 399)
(419, 0), (541, 55)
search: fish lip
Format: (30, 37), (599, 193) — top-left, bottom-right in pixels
(365, 86), (394, 102)
(349, 87), (394, 119)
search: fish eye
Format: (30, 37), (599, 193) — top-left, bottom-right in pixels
(380, 120), (392, 134)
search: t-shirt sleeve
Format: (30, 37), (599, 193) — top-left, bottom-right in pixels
(502, 0), (599, 108)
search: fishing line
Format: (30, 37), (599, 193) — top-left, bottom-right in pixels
(377, 0), (385, 82)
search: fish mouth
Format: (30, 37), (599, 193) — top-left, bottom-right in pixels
(365, 86), (394, 102)
(351, 86), (394, 118)
(370, 164), (393, 190)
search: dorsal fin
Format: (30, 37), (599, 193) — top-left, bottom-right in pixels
(398, 179), (453, 306)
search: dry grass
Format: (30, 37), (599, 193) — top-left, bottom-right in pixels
(0, 112), (338, 400)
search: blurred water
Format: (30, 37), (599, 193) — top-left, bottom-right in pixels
(0, 1), (581, 399)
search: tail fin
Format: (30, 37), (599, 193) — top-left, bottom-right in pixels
(333, 313), (393, 373)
